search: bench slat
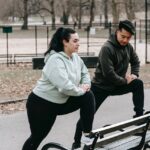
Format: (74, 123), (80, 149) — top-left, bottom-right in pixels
(95, 131), (150, 150)
(95, 124), (145, 146)
(85, 114), (150, 150)
(91, 114), (150, 135)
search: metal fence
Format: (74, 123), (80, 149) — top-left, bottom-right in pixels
(145, 0), (150, 63)
(0, 22), (138, 65)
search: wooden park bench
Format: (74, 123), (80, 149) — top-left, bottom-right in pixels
(41, 112), (150, 150)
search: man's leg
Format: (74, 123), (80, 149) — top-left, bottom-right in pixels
(72, 79), (144, 149)
(131, 79), (144, 117)
(110, 79), (144, 117)
(72, 85), (108, 149)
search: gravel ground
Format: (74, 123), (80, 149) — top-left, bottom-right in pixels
(0, 62), (150, 114)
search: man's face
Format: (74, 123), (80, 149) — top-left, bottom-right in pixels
(116, 28), (132, 46)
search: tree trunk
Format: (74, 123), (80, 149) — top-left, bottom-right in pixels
(112, 0), (119, 24)
(62, 0), (70, 25)
(62, 10), (69, 25)
(125, 0), (135, 20)
(51, 0), (56, 30)
(104, 0), (109, 28)
(89, 0), (95, 27)
(22, 0), (28, 30)
(78, 0), (82, 29)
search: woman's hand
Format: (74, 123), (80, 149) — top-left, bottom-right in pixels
(79, 84), (91, 92)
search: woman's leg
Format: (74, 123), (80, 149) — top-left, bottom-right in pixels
(59, 91), (95, 133)
(79, 91), (95, 133)
(22, 93), (57, 150)
(59, 91), (95, 147)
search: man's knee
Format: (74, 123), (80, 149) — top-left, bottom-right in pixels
(131, 79), (143, 89)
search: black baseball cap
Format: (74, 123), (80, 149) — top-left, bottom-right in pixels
(119, 20), (135, 35)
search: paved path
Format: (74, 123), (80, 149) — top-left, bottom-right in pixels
(0, 89), (150, 150)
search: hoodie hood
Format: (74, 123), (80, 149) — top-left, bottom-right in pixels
(108, 32), (128, 49)
(44, 50), (70, 63)
(44, 50), (56, 63)
(44, 50), (74, 63)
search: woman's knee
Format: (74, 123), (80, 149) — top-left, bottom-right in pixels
(81, 91), (96, 108)
(84, 91), (95, 100)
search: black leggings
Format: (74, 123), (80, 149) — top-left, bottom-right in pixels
(22, 91), (95, 150)
(73, 79), (144, 144)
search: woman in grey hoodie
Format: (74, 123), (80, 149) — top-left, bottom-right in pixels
(22, 27), (95, 150)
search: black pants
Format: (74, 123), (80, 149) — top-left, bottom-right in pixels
(73, 79), (144, 144)
(22, 91), (95, 150)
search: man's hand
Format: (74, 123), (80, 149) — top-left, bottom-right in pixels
(131, 74), (138, 80)
(125, 74), (138, 84)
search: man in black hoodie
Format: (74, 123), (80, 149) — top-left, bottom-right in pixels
(72, 20), (144, 149)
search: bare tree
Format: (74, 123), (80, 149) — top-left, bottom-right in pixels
(78, 0), (90, 29)
(89, 0), (95, 27)
(104, 0), (109, 27)
(22, 0), (28, 30)
(0, 0), (18, 21)
(28, 0), (56, 29)
(0, 0), (145, 29)
(41, 0), (56, 29)
(61, 0), (71, 25)
(111, 0), (119, 24)
(125, 0), (135, 21)
(50, 0), (56, 29)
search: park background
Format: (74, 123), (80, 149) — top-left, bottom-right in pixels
(0, 0), (150, 101)
(0, 0), (150, 150)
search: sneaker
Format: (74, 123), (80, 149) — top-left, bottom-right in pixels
(81, 134), (94, 145)
(133, 114), (143, 118)
(71, 142), (81, 150)
(133, 113), (146, 126)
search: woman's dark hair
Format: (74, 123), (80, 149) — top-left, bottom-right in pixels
(44, 27), (76, 56)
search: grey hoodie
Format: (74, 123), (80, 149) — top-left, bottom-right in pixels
(33, 50), (91, 104)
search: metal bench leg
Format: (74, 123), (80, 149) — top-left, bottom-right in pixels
(128, 117), (150, 150)
(144, 142), (150, 150)
(41, 142), (69, 150)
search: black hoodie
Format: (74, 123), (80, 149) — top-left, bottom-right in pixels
(92, 33), (140, 91)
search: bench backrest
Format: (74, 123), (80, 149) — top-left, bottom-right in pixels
(84, 114), (150, 150)
(32, 56), (98, 69)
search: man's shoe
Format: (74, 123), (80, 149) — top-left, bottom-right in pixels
(81, 134), (94, 145)
(71, 142), (81, 150)
(133, 113), (146, 126)
(133, 113), (143, 118)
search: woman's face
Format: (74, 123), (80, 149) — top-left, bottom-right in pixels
(63, 33), (80, 56)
